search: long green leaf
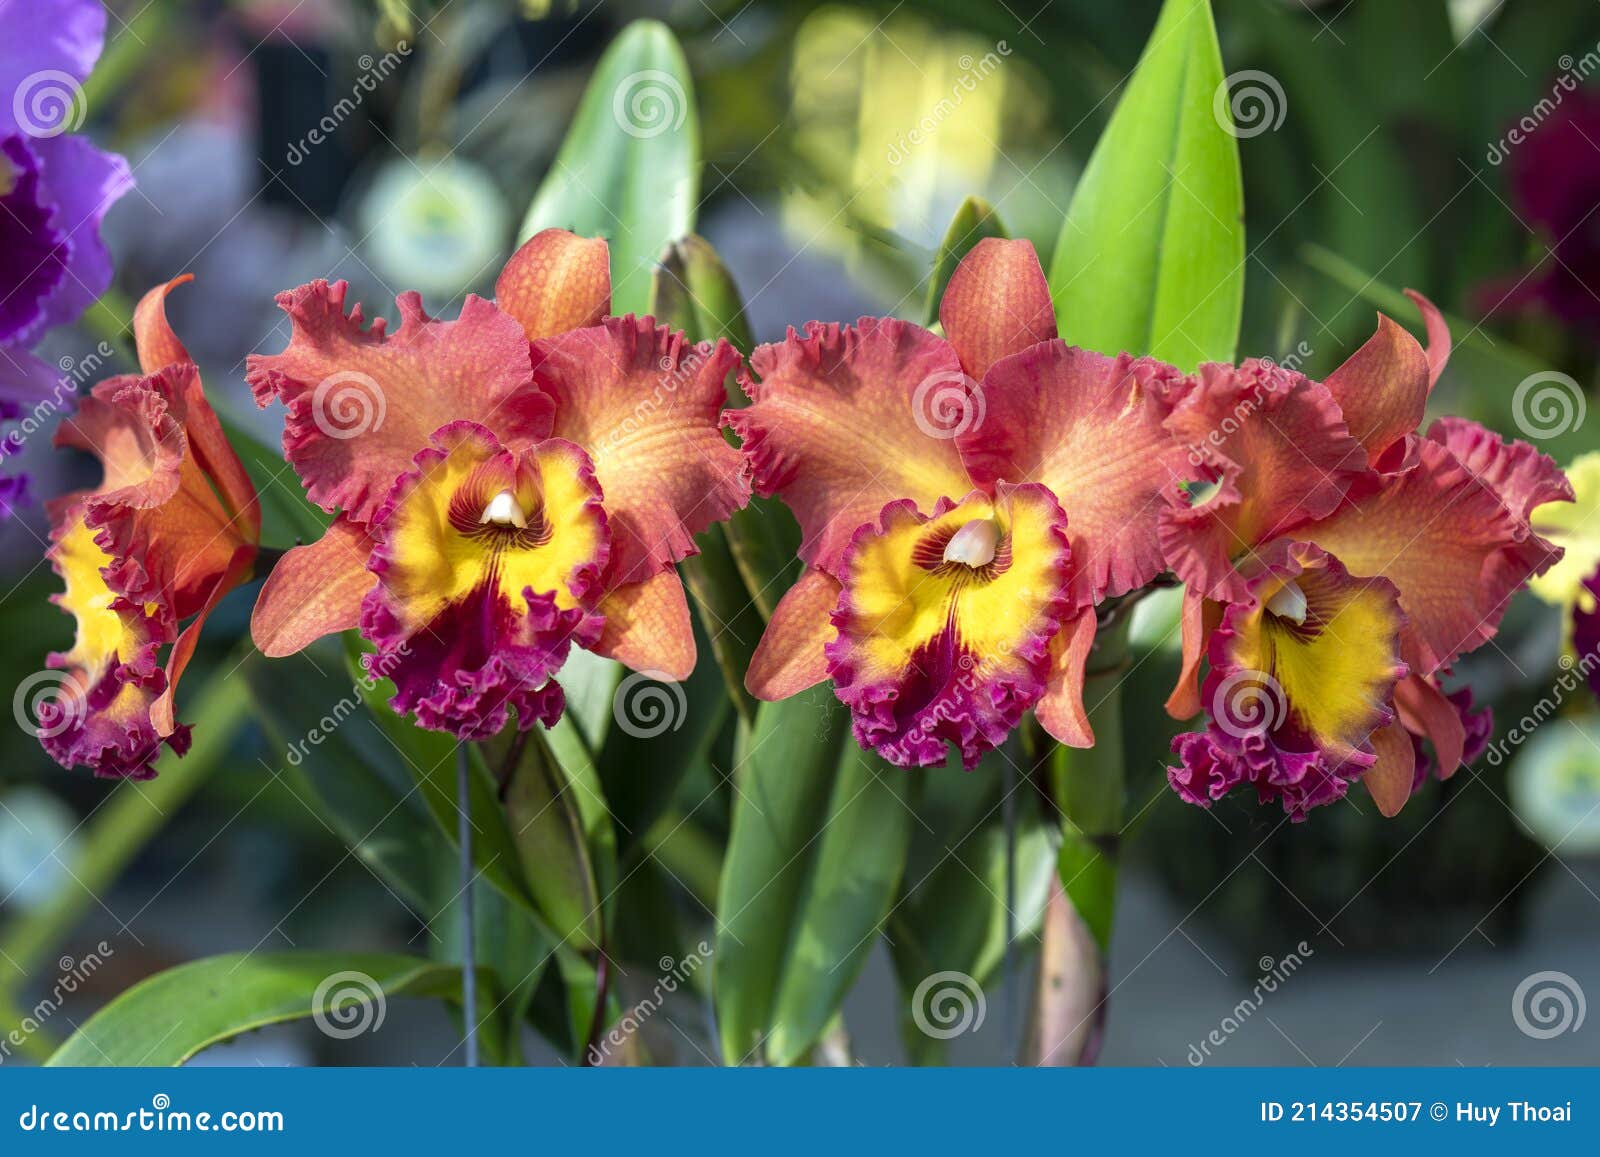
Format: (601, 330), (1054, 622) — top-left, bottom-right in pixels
(47, 952), (485, 1066)
(1048, 0), (1243, 368)
(713, 691), (913, 1065)
(520, 20), (699, 314)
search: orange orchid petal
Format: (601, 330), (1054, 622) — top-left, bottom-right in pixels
(1323, 312), (1430, 467)
(1165, 588), (1220, 720)
(152, 545), (255, 736)
(960, 344), (1191, 608)
(746, 568), (839, 700)
(591, 569), (697, 681)
(1394, 674), (1466, 780)
(496, 229), (611, 342)
(938, 237), (1056, 381)
(1363, 720), (1417, 818)
(535, 317), (749, 586)
(251, 517), (376, 658)
(1034, 609), (1098, 748)
(132, 273), (194, 373)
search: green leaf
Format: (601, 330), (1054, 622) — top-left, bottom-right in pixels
(925, 195), (1008, 326)
(713, 691), (914, 1065)
(679, 535), (762, 725)
(1048, 0), (1243, 368)
(652, 234), (754, 353)
(47, 952), (488, 1066)
(520, 20), (699, 315)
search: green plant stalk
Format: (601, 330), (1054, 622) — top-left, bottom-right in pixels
(0, 674), (252, 995)
(1043, 617), (1131, 1061)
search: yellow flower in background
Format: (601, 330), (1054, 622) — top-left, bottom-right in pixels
(1530, 450), (1600, 619)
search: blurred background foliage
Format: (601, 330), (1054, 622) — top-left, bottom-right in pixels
(3, 0), (1600, 1065)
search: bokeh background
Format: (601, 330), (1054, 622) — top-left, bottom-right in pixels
(2, 0), (1599, 1066)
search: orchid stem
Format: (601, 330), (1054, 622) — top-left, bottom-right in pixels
(457, 743), (479, 1068)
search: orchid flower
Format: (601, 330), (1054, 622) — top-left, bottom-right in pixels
(1162, 296), (1571, 818)
(731, 238), (1193, 769)
(1528, 451), (1600, 700)
(247, 228), (749, 740)
(41, 277), (260, 778)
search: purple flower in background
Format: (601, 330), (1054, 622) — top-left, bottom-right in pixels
(1478, 86), (1600, 327)
(0, 0), (132, 507)
(1575, 566), (1600, 701)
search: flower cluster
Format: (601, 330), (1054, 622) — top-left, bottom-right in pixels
(31, 225), (1569, 826)
(734, 240), (1569, 818)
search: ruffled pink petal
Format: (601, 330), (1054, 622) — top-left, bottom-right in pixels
(535, 316), (749, 587)
(746, 568), (840, 700)
(938, 237), (1057, 380)
(730, 318), (975, 576)
(1426, 416), (1574, 524)
(1300, 436), (1564, 672)
(496, 229), (611, 342)
(247, 281), (552, 525)
(1160, 360), (1367, 604)
(958, 343), (1190, 608)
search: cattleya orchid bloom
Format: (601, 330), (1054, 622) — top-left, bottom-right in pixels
(247, 229), (749, 740)
(1162, 296), (1572, 818)
(41, 277), (260, 777)
(732, 238), (1192, 768)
